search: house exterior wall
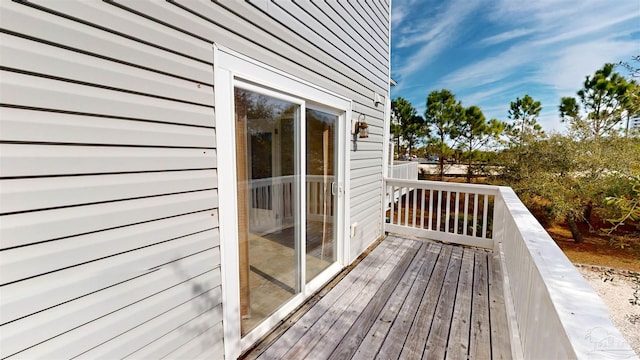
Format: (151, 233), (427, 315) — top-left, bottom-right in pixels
(0, 1), (390, 358)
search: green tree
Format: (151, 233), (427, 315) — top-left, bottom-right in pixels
(559, 63), (632, 140)
(497, 95), (544, 184)
(603, 174), (640, 244)
(391, 97), (427, 157)
(624, 80), (640, 137)
(452, 106), (505, 183)
(425, 89), (464, 180)
(498, 134), (640, 243)
(553, 63), (637, 241)
(506, 94), (544, 146)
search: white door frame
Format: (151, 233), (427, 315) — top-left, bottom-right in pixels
(213, 44), (351, 360)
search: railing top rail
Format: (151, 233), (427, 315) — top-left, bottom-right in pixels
(385, 178), (500, 195)
(496, 186), (635, 358)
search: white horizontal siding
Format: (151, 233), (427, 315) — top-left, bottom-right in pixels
(153, 322), (224, 360)
(28, 0), (214, 64)
(0, 108), (214, 148)
(0, 144), (215, 178)
(0, 0), (390, 358)
(0, 1), (212, 83)
(0, 0), (221, 357)
(0, 212), (218, 286)
(0, 33), (213, 106)
(0, 170), (217, 214)
(86, 304), (223, 359)
(248, 1), (388, 86)
(1, 190), (217, 249)
(351, 166), (384, 181)
(3, 255), (221, 359)
(1, 220), (218, 323)
(114, 0), (381, 106)
(1, 71), (214, 126)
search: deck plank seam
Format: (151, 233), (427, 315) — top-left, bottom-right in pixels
(279, 239), (415, 359)
(351, 242), (432, 360)
(425, 246), (464, 360)
(443, 249), (466, 359)
(420, 246), (456, 359)
(399, 245), (454, 359)
(375, 242), (444, 359)
(252, 237), (402, 360)
(325, 241), (423, 360)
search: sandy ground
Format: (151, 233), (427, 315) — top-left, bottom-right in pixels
(577, 265), (640, 357)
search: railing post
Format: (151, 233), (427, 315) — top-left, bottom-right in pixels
(492, 188), (507, 252)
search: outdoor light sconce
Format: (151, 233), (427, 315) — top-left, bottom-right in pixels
(353, 114), (369, 139)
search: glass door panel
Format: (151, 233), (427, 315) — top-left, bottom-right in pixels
(234, 88), (300, 336)
(305, 108), (337, 282)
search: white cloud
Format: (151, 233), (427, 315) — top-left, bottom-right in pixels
(536, 108), (566, 133)
(536, 39), (640, 94)
(460, 79), (528, 105)
(434, 0), (639, 98)
(479, 28), (535, 46)
(391, 0), (640, 134)
(391, 4), (409, 25)
(533, 11), (639, 46)
(437, 44), (531, 90)
(393, 0), (484, 80)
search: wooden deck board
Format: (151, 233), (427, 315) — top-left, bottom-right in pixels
(445, 248), (475, 359)
(469, 252), (491, 359)
(489, 253), (513, 360)
(255, 237), (404, 360)
(351, 243), (430, 359)
(243, 236), (513, 360)
(399, 245), (453, 359)
(279, 238), (413, 359)
(424, 246), (463, 358)
(325, 242), (421, 360)
(376, 242), (442, 359)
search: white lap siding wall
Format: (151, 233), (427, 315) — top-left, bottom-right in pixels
(0, 0), (390, 358)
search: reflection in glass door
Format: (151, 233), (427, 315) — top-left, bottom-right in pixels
(234, 88), (300, 335)
(234, 88), (341, 337)
(305, 108), (337, 282)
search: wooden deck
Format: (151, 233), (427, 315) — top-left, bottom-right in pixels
(242, 236), (513, 360)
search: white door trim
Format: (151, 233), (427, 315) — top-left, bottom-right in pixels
(213, 44), (351, 360)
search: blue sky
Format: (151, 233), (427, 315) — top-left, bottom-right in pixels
(390, 0), (640, 132)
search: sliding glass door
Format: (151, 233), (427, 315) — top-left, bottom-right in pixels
(305, 108), (337, 282)
(234, 87), (339, 336)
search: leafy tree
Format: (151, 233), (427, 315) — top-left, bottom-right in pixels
(552, 63), (637, 241)
(425, 89), (464, 180)
(499, 133), (640, 243)
(499, 134), (599, 242)
(603, 175), (640, 241)
(559, 63), (632, 140)
(390, 122), (402, 157)
(391, 97), (427, 157)
(498, 95), (544, 184)
(624, 80), (640, 137)
(497, 64), (639, 243)
(506, 94), (544, 146)
(452, 106), (505, 182)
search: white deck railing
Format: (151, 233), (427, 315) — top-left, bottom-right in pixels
(384, 179), (636, 359)
(248, 175), (334, 232)
(388, 161), (419, 180)
(385, 179), (497, 249)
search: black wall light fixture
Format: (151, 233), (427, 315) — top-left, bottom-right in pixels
(354, 114), (369, 139)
